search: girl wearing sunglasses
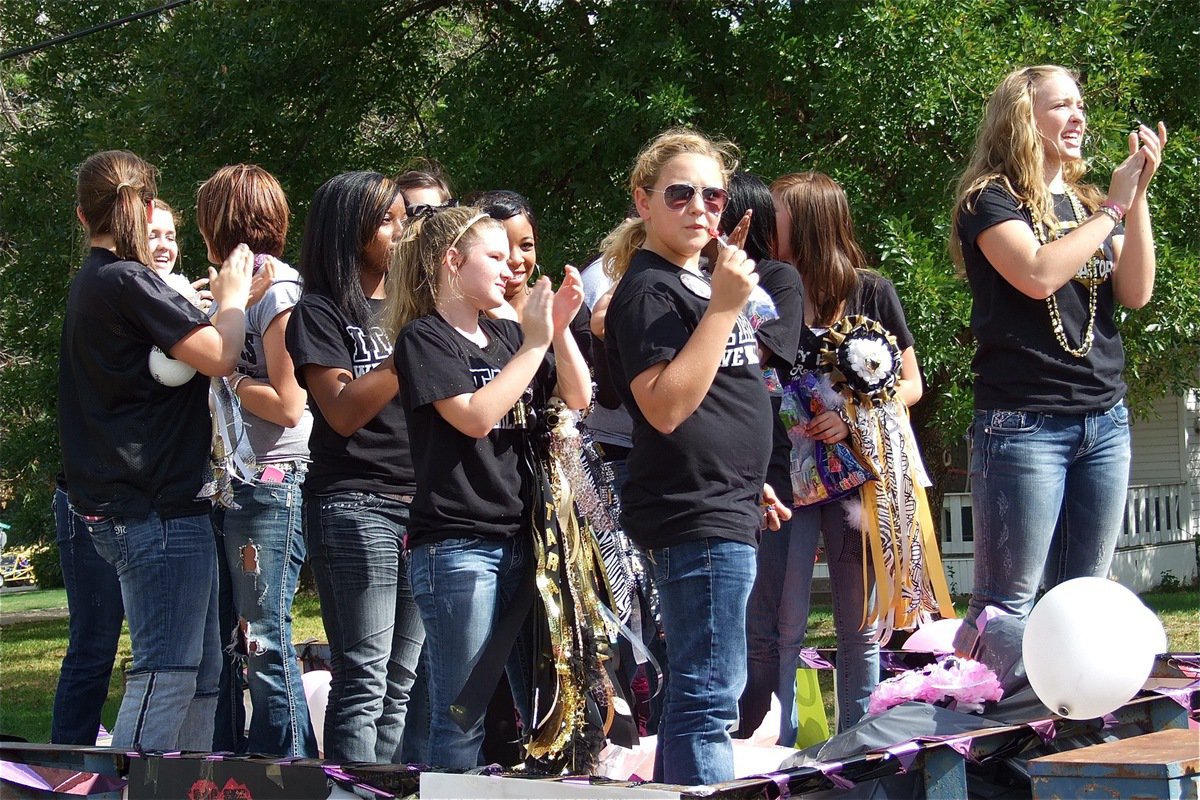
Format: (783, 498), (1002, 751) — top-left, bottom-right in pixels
(601, 129), (789, 785)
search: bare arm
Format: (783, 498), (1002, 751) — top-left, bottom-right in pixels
(630, 214), (757, 434)
(895, 346), (923, 407)
(977, 147), (1145, 300)
(432, 343), (551, 438)
(301, 361), (399, 438)
(169, 245), (253, 376)
(233, 310), (307, 428)
(551, 326), (591, 410)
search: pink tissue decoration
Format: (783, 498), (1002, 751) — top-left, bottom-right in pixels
(869, 657), (1004, 715)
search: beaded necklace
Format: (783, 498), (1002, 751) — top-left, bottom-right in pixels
(1033, 186), (1101, 358)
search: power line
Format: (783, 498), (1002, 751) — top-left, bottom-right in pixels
(0, 0), (197, 63)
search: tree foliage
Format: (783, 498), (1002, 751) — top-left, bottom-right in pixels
(1, 0), (1197, 543)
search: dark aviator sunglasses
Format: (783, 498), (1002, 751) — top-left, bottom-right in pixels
(643, 183), (729, 214)
(405, 197), (459, 219)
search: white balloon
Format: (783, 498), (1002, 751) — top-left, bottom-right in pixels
(1023, 577), (1163, 720)
(302, 669), (332, 756)
(148, 346), (197, 386)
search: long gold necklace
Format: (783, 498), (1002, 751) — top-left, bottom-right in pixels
(1033, 186), (1100, 358)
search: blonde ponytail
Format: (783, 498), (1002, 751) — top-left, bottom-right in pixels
(600, 217), (646, 280)
(383, 207), (503, 338)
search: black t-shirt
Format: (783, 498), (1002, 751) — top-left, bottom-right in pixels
(754, 259), (805, 507)
(58, 248), (213, 518)
(788, 271), (915, 380)
(286, 293), (415, 496)
(958, 182), (1125, 412)
(395, 314), (554, 546)
(606, 248), (773, 550)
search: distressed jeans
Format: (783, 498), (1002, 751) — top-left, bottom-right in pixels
(649, 537), (756, 786)
(409, 536), (533, 770)
(305, 492), (424, 763)
(212, 468), (316, 757)
(51, 488), (125, 745)
(86, 510), (221, 751)
(954, 402), (1131, 655)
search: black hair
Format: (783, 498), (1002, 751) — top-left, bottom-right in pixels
(720, 171), (777, 264)
(467, 189), (539, 241)
(298, 171), (400, 327)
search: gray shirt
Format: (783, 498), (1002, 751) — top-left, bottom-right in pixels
(238, 261), (313, 462)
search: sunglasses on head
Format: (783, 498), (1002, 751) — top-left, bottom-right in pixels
(643, 183), (729, 214)
(405, 197), (459, 219)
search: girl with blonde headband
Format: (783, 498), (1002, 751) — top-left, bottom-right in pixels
(387, 206), (591, 768)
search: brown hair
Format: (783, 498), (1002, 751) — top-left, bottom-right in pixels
(195, 164), (289, 260)
(395, 157), (454, 203)
(601, 128), (738, 279)
(151, 198), (180, 225)
(950, 65), (1104, 267)
(76, 150), (158, 266)
(770, 172), (867, 327)
(383, 206), (504, 336)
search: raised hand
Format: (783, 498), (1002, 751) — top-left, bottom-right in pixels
(708, 209), (757, 315)
(247, 255), (277, 307)
(1106, 145), (1146, 213)
(521, 276), (554, 348)
(551, 264), (584, 335)
(1131, 121), (1167, 196)
(209, 243), (253, 310)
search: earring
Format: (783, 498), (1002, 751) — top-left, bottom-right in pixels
(526, 262), (543, 286)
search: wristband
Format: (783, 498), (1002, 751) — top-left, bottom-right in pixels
(228, 372), (250, 395)
(1098, 199), (1126, 223)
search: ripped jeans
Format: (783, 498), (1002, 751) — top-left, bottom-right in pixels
(954, 402), (1131, 655)
(212, 466), (316, 757)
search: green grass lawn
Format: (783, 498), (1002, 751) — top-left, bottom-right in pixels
(1, 588), (1195, 745)
(0, 588), (68, 614)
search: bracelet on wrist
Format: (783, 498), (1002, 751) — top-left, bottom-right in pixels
(228, 372), (249, 394)
(1098, 199), (1126, 223)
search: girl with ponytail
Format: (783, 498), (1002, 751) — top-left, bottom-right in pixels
(600, 129), (789, 785)
(387, 207), (590, 768)
(59, 150), (253, 750)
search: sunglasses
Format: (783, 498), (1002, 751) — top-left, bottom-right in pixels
(643, 184), (729, 214)
(405, 197), (459, 219)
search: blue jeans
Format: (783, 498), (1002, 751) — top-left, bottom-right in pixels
(212, 468), (316, 757)
(649, 537), (756, 786)
(305, 492), (424, 763)
(802, 502), (880, 732)
(409, 536), (532, 770)
(51, 488), (125, 745)
(86, 510), (221, 751)
(742, 514), (821, 745)
(955, 402), (1131, 654)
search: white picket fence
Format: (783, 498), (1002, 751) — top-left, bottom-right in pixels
(940, 484), (1196, 594)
